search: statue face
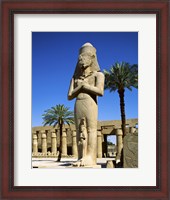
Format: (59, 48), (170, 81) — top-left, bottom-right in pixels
(78, 53), (92, 69)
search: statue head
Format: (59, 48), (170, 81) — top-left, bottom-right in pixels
(73, 43), (100, 78)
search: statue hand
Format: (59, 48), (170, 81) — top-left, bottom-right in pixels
(77, 79), (83, 85)
(82, 82), (90, 89)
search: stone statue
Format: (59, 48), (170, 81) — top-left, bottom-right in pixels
(79, 118), (87, 159)
(68, 42), (105, 167)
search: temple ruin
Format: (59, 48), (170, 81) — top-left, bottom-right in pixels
(32, 118), (138, 160)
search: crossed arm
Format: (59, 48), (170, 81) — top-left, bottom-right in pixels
(68, 72), (105, 100)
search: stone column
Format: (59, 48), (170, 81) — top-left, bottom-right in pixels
(116, 129), (123, 163)
(72, 130), (78, 158)
(41, 131), (47, 154)
(37, 131), (41, 150)
(97, 131), (102, 158)
(32, 132), (38, 154)
(125, 125), (129, 135)
(51, 131), (57, 154)
(61, 129), (67, 156)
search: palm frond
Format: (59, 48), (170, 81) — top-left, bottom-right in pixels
(42, 104), (74, 127)
(104, 62), (138, 93)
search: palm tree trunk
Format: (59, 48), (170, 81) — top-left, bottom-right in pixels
(118, 89), (126, 137)
(57, 124), (63, 162)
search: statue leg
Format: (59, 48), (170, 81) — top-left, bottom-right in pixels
(78, 99), (98, 166)
(80, 123), (97, 166)
(75, 117), (83, 160)
(72, 100), (85, 166)
(73, 98), (98, 167)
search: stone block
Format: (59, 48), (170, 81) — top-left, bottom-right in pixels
(123, 131), (138, 168)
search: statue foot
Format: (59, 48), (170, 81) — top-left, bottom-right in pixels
(72, 160), (81, 167)
(72, 156), (96, 167)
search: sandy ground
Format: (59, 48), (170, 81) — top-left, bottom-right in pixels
(32, 157), (116, 168)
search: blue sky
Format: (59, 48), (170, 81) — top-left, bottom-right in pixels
(32, 32), (138, 127)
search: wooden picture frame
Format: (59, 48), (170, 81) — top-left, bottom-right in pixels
(1, 0), (169, 199)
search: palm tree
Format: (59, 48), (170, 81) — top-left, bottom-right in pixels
(104, 62), (138, 137)
(42, 104), (74, 161)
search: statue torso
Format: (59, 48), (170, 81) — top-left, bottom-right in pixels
(74, 72), (97, 100)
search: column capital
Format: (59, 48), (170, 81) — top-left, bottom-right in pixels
(116, 129), (123, 136)
(72, 130), (76, 137)
(51, 132), (57, 138)
(33, 134), (37, 139)
(62, 131), (67, 137)
(41, 132), (47, 138)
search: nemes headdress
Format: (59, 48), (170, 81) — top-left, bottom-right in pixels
(79, 42), (96, 55)
(73, 42), (100, 78)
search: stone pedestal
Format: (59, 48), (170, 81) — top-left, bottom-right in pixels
(72, 130), (78, 158)
(33, 133), (38, 154)
(62, 130), (67, 156)
(51, 131), (57, 154)
(41, 131), (47, 154)
(97, 131), (102, 158)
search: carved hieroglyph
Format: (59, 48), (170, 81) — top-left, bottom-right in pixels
(68, 43), (105, 167)
(123, 130), (138, 168)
